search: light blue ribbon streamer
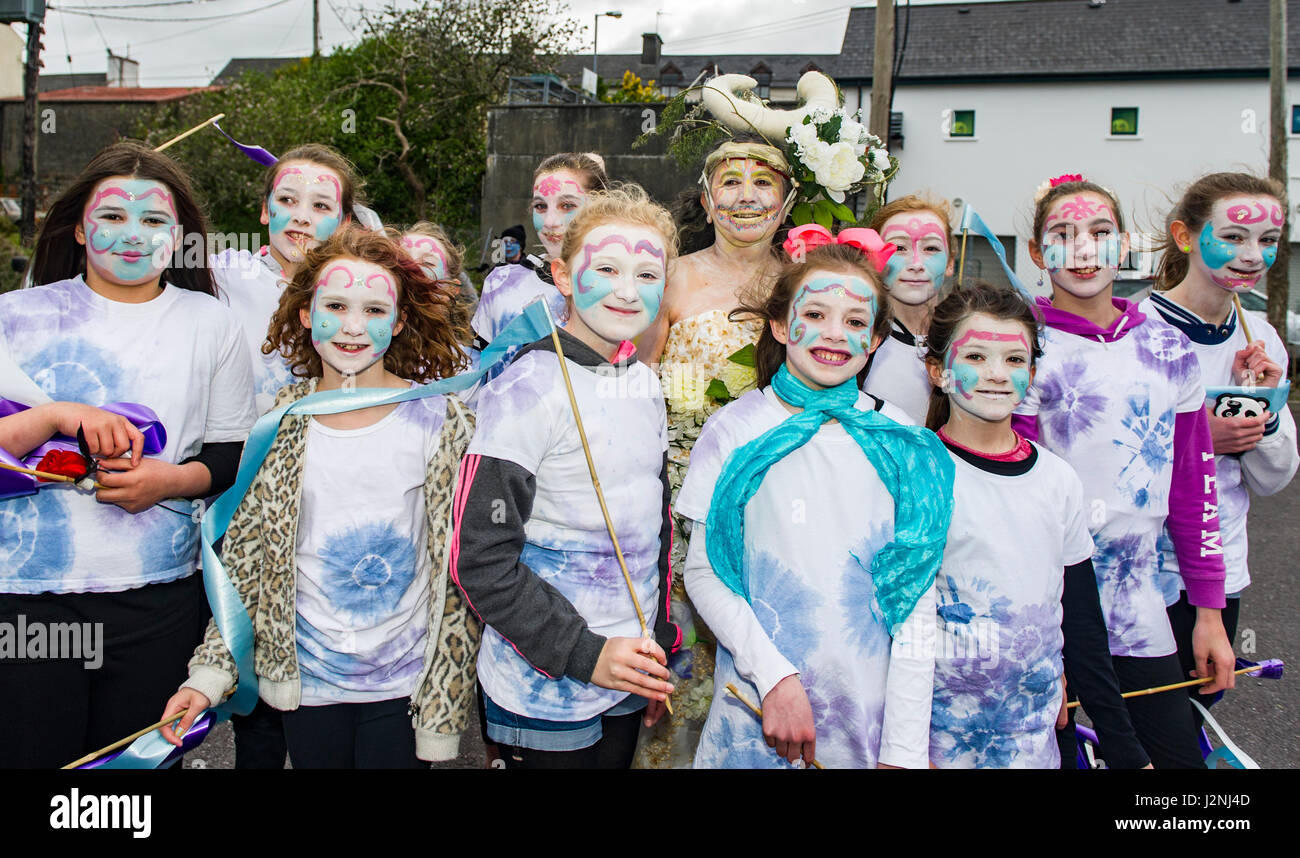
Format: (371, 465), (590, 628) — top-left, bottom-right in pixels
(96, 301), (555, 769)
(959, 203), (1032, 298)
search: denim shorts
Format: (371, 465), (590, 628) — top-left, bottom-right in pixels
(482, 693), (647, 752)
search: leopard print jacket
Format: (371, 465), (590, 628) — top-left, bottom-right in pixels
(184, 379), (482, 762)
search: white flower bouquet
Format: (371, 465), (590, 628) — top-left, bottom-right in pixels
(786, 107), (898, 227)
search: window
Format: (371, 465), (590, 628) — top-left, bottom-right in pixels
(948, 109), (975, 138)
(1110, 107), (1139, 136)
(1291, 105), (1300, 134)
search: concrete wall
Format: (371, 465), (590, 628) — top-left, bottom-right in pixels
(483, 103), (696, 252)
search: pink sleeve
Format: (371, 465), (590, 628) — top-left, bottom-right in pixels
(1168, 408), (1227, 609)
(1011, 413), (1040, 442)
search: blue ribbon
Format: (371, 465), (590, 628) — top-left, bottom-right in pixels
(93, 302), (555, 768)
(959, 203), (1032, 298)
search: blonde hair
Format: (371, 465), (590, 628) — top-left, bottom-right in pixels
(558, 183), (680, 265)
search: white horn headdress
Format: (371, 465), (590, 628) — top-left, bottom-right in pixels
(700, 71), (840, 140)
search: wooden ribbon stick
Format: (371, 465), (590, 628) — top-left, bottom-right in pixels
(154, 113), (226, 153)
(546, 320), (673, 715)
(1232, 294), (1254, 343)
(0, 460), (105, 490)
(956, 225), (970, 287)
(725, 682), (825, 769)
(1066, 663), (1267, 709)
(62, 709), (193, 769)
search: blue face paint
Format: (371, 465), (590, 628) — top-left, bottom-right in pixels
(503, 237), (520, 256)
(1098, 237), (1122, 267)
(1011, 368), (1031, 400)
(1262, 244), (1278, 267)
(267, 197), (292, 234)
(924, 251), (949, 285)
(952, 364), (980, 397)
(574, 266), (611, 312)
(883, 253), (906, 285)
(788, 275), (877, 356)
(531, 211), (545, 240)
(366, 317), (393, 354)
(83, 179), (179, 285)
(1198, 221), (1238, 270)
(1041, 244), (1066, 271)
(311, 305), (342, 344)
(314, 213), (341, 241)
(638, 277), (664, 322)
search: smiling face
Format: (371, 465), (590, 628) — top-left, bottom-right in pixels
(1190, 195), (1283, 293)
(532, 169), (588, 257)
(76, 176), (180, 289)
(879, 211), (951, 306)
(939, 313), (1034, 424)
(1037, 191), (1126, 299)
(772, 268), (879, 390)
(262, 161), (346, 268)
(704, 157), (788, 248)
(557, 222), (667, 354)
(401, 233), (449, 280)
(298, 257), (403, 380)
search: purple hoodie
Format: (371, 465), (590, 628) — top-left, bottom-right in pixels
(1013, 297), (1227, 610)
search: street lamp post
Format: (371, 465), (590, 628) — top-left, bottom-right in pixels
(593, 10), (623, 82)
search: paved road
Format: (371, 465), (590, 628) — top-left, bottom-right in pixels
(185, 406), (1299, 770)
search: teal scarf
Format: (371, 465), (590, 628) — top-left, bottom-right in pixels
(704, 363), (954, 635)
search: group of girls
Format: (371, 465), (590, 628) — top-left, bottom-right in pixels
(0, 129), (1293, 771)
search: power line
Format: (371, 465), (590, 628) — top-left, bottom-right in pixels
(58, 0), (212, 9)
(664, 4), (853, 51)
(50, 0), (294, 23)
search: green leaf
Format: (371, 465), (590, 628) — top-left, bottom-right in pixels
(791, 201), (813, 226)
(705, 378), (732, 402)
(829, 201), (857, 224)
(812, 199), (835, 229)
(727, 343), (756, 367)
(823, 114), (843, 141)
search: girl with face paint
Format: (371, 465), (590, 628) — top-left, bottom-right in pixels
(0, 142), (258, 768)
(450, 186), (683, 769)
(212, 144), (360, 416)
(472, 153), (608, 387)
(675, 242), (953, 769)
(1017, 176), (1235, 769)
(1140, 173), (1298, 725)
(161, 228), (481, 768)
(921, 283), (1148, 768)
(401, 221), (479, 318)
(860, 195), (957, 425)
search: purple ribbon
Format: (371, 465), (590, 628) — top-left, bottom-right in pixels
(0, 398), (167, 500)
(212, 122), (278, 167)
(75, 711), (214, 769)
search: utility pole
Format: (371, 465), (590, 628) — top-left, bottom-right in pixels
(21, 20), (42, 246)
(1268, 0), (1289, 338)
(869, 0), (895, 143)
(312, 0), (321, 57)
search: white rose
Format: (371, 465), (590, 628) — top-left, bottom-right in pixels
(788, 122), (820, 156)
(801, 139), (833, 174)
(838, 118), (865, 144)
(813, 141), (866, 199)
(870, 148), (891, 171)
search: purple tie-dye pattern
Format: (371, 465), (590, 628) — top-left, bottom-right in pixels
(1092, 532), (1158, 655)
(1134, 322), (1199, 383)
(1036, 356), (1109, 448)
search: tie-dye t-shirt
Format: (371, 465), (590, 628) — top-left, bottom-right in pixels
(467, 349), (668, 721)
(0, 276), (257, 594)
(1015, 318), (1203, 658)
(295, 393), (449, 705)
(930, 443), (1095, 769)
(675, 387), (935, 769)
(212, 248), (296, 415)
(470, 264), (567, 383)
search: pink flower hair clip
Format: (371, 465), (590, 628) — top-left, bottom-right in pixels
(782, 224), (897, 273)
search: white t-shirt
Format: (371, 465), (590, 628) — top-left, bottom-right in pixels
(467, 348), (667, 721)
(1015, 316), (1203, 658)
(1140, 294), (1299, 598)
(0, 276), (256, 594)
(212, 248), (297, 414)
(677, 386), (935, 769)
(930, 441), (1095, 769)
(295, 393), (448, 705)
(470, 264), (567, 383)
(863, 321), (933, 426)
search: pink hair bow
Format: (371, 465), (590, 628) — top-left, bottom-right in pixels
(782, 224), (897, 274)
(1050, 173), (1084, 187)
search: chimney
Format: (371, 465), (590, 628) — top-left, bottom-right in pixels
(641, 33), (663, 66)
(106, 51), (139, 87)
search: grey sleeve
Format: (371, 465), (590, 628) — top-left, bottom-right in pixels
(450, 453), (606, 682)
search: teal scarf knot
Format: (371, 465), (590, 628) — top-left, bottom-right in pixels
(704, 363), (954, 635)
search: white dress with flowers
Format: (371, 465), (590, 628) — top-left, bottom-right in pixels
(631, 309), (762, 769)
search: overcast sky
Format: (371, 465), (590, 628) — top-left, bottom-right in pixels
(26, 0), (1028, 87)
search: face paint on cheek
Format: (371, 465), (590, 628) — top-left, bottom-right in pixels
(268, 198), (291, 234)
(1198, 221), (1238, 270)
(923, 251), (949, 285)
(311, 301), (342, 345)
(531, 211), (545, 237)
(367, 315), (394, 355)
(882, 254), (906, 286)
(314, 213), (341, 241)
(788, 277), (877, 354)
(1098, 237), (1122, 268)
(1011, 368), (1031, 400)
(1262, 244), (1278, 267)
(574, 264), (613, 311)
(1042, 244), (1066, 272)
(944, 349), (979, 400)
(637, 278), (664, 321)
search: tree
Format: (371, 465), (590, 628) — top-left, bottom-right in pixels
(599, 70), (667, 104)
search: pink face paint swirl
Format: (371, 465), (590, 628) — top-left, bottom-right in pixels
(787, 278), (877, 346)
(316, 264), (355, 291)
(1227, 201), (1269, 225)
(89, 185), (176, 211)
(885, 216), (948, 264)
(1271, 204), (1285, 227)
(535, 176), (563, 197)
(365, 271), (398, 303)
(944, 329), (1030, 399)
(574, 234), (666, 296)
(1055, 196), (1104, 221)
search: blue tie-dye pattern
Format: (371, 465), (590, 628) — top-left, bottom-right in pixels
(1036, 354), (1108, 449)
(296, 613), (425, 697)
(134, 511), (199, 574)
(0, 493), (72, 581)
(1112, 396), (1174, 509)
(472, 265), (568, 383)
(316, 521), (418, 620)
(23, 339), (125, 406)
(1153, 532), (1183, 605)
(746, 550), (824, 664)
(838, 525), (894, 656)
(1092, 532), (1156, 654)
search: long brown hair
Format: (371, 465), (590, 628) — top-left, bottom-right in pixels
(1031, 178), (1125, 245)
(534, 152), (609, 193)
(1154, 171), (1287, 291)
(732, 243), (892, 389)
(266, 227), (471, 382)
(28, 141), (216, 294)
(922, 282), (1043, 432)
(261, 143), (365, 222)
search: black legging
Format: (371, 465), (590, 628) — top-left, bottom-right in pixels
(280, 697), (426, 769)
(496, 709), (644, 770)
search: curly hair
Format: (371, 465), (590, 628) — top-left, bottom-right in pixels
(731, 243), (893, 389)
(265, 227), (472, 383)
(921, 281), (1043, 432)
